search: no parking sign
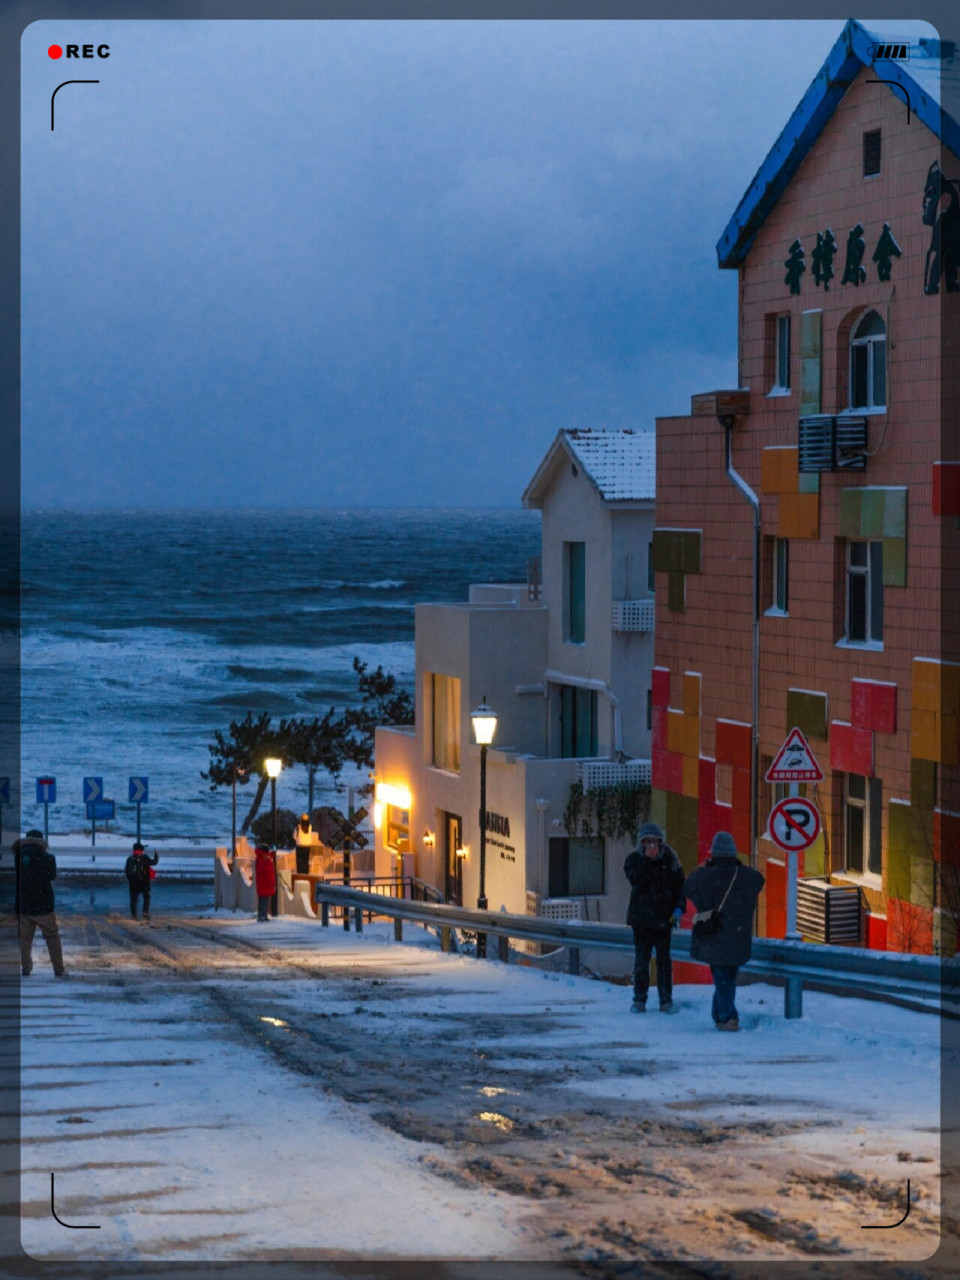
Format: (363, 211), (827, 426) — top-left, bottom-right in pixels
(768, 796), (821, 852)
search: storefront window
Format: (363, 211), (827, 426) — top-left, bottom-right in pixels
(431, 673), (461, 772)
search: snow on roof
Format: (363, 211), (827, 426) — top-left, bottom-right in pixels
(522, 428), (655, 507)
(718, 20), (960, 269)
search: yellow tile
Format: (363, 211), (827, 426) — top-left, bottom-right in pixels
(682, 713), (701, 759)
(761, 449), (781, 495)
(778, 448), (799, 495)
(667, 709), (686, 753)
(913, 659), (942, 714)
(911, 708), (940, 762)
(778, 492), (798, 538)
(795, 493), (820, 539)
(683, 672), (701, 718)
(681, 755), (699, 799)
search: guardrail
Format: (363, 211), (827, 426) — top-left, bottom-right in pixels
(315, 884), (958, 1020)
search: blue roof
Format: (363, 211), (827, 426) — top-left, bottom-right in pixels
(717, 20), (960, 269)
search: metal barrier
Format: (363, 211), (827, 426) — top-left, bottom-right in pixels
(315, 884), (959, 1020)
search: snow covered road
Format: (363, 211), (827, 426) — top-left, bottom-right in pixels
(10, 899), (951, 1270)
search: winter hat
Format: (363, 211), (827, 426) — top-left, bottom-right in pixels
(638, 821), (665, 843)
(255, 843), (270, 854)
(710, 831), (739, 857)
(26, 829), (44, 840)
(133, 841), (144, 852)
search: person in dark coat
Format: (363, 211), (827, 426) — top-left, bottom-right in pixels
(125, 841), (159, 920)
(293, 814), (314, 875)
(254, 844), (277, 921)
(684, 831), (765, 1031)
(623, 821), (685, 1012)
(14, 830), (66, 977)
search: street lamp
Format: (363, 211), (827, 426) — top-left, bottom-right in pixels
(265, 757), (282, 849)
(470, 697), (497, 959)
(231, 762), (247, 858)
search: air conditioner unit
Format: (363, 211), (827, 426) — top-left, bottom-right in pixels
(795, 878), (861, 943)
(798, 416), (867, 472)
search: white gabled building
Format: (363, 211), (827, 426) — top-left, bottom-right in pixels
(373, 428), (656, 941)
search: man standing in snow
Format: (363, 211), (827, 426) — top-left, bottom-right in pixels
(14, 830), (66, 977)
(685, 831), (765, 1032)
(293, 813), (314, 875)
(125, 841), (159, 921)
(623, 821), (685, 1013)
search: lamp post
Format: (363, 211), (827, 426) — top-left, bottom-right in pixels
(231, 762), (246, 859)
(470, 697), (497, 960)
(265, 757), (282, 916)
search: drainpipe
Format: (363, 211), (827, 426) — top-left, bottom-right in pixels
(720, 416), (760, 872)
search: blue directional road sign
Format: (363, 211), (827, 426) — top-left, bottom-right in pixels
(129, 776), (149, 804)
(83, 776), (103, 805)
(0, 778), (10, 805)
(86, 800), (116, 821)
(36, 777), (57, 804)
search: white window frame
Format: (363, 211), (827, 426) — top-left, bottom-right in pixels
(843, 773), (882, 882)
(844, 539), (883, 646)
(772, 537), (788, 614)
(849, 310), (886, 411)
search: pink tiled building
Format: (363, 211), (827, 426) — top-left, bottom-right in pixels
(652, 21), (960, 953)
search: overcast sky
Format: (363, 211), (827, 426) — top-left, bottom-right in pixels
(21, 17), (926, 509)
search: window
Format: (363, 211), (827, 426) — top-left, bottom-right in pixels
(844, 774), (882, 875)
(431, 673), (461, 771)
(863, 128), (881, 177)
(647, 541), (655, 592)
(386, 805), (410, 853)
(646, 689), (653, 733)
(850, 310), (886, 410)
(548, 836), (604, 897)
(846, 540), (883, 643)
(560, 685), (598, 758)
(775, 314), (791, 390)
(773, 537), (789, 613)
(563, 541), (586, 643)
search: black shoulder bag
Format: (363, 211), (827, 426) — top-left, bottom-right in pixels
(692, 866), (739, 939)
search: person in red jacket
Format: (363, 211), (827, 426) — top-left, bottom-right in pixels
(254, 844), (276, 922)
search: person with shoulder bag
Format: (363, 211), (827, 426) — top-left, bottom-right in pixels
(125, 841), (159, 921)
(14, 830), (66, 977)
(623, 821), (686, 1013)
(684, 831), (765, 1032)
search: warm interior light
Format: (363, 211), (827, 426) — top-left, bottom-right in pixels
(374, 781), (412, 808)
(373, 802), (383, 829)
(423, 829), (435, 846)
(456, 845), (468, 859)
(265, 757), (282, 779)
(470, 698), (498, 746)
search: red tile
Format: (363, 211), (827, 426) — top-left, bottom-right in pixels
(652, 748), (669, 791)
(732, 766), (752, 814)
(933, 462), (960, 517)
(851, 679), (897, 734)
(866, 913), (887, 951)
(887, 899), (934, 954)
(731, 807), (751, 855)
(652, 706), (668, 752)
(666, 751), (685, 794)
(698, 757), (716, 803)
(829, 721), (874, 776)
(934, 809), (960, 865)
(765, 859), (786, 939)
(716, 719), (752, 770)
(652, 666), (671, 709)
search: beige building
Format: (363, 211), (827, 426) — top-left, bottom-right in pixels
(373, 428), (657, 940)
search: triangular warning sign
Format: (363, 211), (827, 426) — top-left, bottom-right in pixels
(765, 727), (824, 782)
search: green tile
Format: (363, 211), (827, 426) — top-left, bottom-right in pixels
(886, 838), (911, 901)
(860, 488), (884, 537)
(786, 689), (828, 740)
(798, 470), (820, 494)
(682, 531), (702, 575)
(838, 489), (862, 538)
(800, 310), (822, 359)
(799, 358), (822, 416)
(911, 759), (937, 812)
(910, 853), (934, 908)
(651, 530), (671, 574)
(668, 571), (686, 613)
(882, 487), (907, 538)
(882, 536), (906, 587)
(888, 800), (929, 861)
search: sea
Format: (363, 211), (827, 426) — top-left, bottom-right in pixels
(18, 509), (541, 840)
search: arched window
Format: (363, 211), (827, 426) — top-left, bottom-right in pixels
(849, 310), (886, 409)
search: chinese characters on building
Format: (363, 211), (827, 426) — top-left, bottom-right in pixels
(784, 222), (901, 294)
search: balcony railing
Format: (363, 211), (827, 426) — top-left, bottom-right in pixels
(611, 599), (654, 632)
(576, 758), (651, 789)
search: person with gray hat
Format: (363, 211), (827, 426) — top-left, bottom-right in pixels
(623, 821), (685, 1013)
(13, 830), (66, 978)
(684, 831), (765, 1031)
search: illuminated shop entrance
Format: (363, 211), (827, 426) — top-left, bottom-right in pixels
(444, 812), (463, 905)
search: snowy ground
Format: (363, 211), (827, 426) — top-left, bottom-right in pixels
(9, 885), (952, 1271)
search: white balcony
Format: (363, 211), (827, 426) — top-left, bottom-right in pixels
(611, 599), (654, 632)
(575, 759), (651, 789)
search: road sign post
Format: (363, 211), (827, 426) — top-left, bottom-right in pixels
(36, 777), (57, 842)
(129, 777), (149, 841)
(83, 777), (103, 847)
(765, 730), (824, 941)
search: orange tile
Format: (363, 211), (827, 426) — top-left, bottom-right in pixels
(681, 755), (699, 799)
(778, 447), (799, 495)
(778, 492), (798, 538)
(667, 709), (686, 754)
(795, 493), (820, 539)
(911, 708), (940, 762)
(913, 659), (941, 714)
(761, 448), (781, 495)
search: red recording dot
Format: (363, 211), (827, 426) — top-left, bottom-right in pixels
(48, 45), (63, 59)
